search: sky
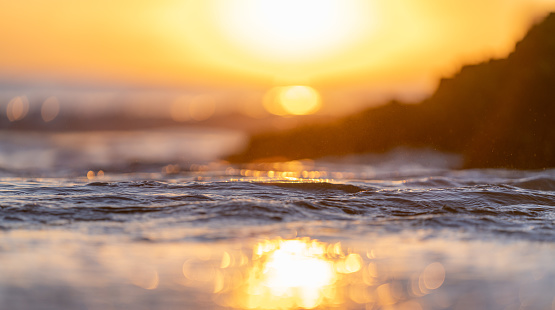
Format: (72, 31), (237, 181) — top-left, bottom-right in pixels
(1, 0), (554, 115)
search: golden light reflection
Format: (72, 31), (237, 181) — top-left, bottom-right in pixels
(183, 258), (218, 285)
(249, 240), (335, 308)
(130, 266), (159, 290)
(228, 160), (332, 182)
(376, 283), (398, 306)
(421, 262), (445, 291)
(211, 238), (450, 309)
(221, 251), (232, 269)
(5, 230), (549, 310)
(214, 238), (366, 309)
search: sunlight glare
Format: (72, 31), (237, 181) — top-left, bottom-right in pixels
(279, 86), (322, 115)
(244, 239), (336, 309)
(263, 240), (334, 290)
(215, 0), (370, 62)
(264, 86), (322, 116)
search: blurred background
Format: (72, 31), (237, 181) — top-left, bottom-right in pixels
(1, 0), (555, 174)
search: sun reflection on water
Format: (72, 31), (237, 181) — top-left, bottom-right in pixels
(6, 230), (554, 309)
(244, 239), (338, 309)
(216, 238), (361, 309)
(211, 237), (449, 309)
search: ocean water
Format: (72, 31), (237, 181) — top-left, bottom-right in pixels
(1, 129), (555, 310)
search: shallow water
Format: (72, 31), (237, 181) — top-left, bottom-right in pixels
(1, 130), (554, 310)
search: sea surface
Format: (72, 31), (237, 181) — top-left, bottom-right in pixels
(1, 129), (554, 310)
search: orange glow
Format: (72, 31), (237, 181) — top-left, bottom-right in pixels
(254, 240), (334, 307)
(242, 239), (338, 309)
(209, 237), (460, 309)
(263, 87), (288, 116)
(189, 95), (216, 121)
(16, 230), (553, 310)
(279, 86), (322, 115)
(214, 238), (371, 309)
(213, 0), (374, 63)
(170, 96), (191, 122)
(264, 86), (322, 116)
(220, 251), (232, 269)
(0, 1), (554, 102)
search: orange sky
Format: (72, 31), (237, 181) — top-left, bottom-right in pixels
(1, 0), (554, 109)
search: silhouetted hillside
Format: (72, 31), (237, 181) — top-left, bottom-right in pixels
(230, 13), (555, 169)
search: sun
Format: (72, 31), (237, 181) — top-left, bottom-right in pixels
(264, 86), (322, 116)
(213, 0), (370, 62)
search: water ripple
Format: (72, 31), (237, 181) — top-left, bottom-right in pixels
(0, 172), (554, 241)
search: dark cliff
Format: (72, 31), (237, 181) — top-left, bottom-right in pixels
(231, 13), (555, 169)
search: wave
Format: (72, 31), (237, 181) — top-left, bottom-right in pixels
(508, 176), (555, 191)
(1, 172), (554, 241)
(258, 181), (366, 193)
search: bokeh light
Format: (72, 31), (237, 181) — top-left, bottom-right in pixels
(41, 96), (60, 122)
(189, 95), (216, 121)
(6, 96), (29, 122)
(170, 96), (191, 122)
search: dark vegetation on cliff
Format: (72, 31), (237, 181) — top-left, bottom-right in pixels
(230, 13), (555, 169)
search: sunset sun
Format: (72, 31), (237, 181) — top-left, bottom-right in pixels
(263, 86), (322, 116)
